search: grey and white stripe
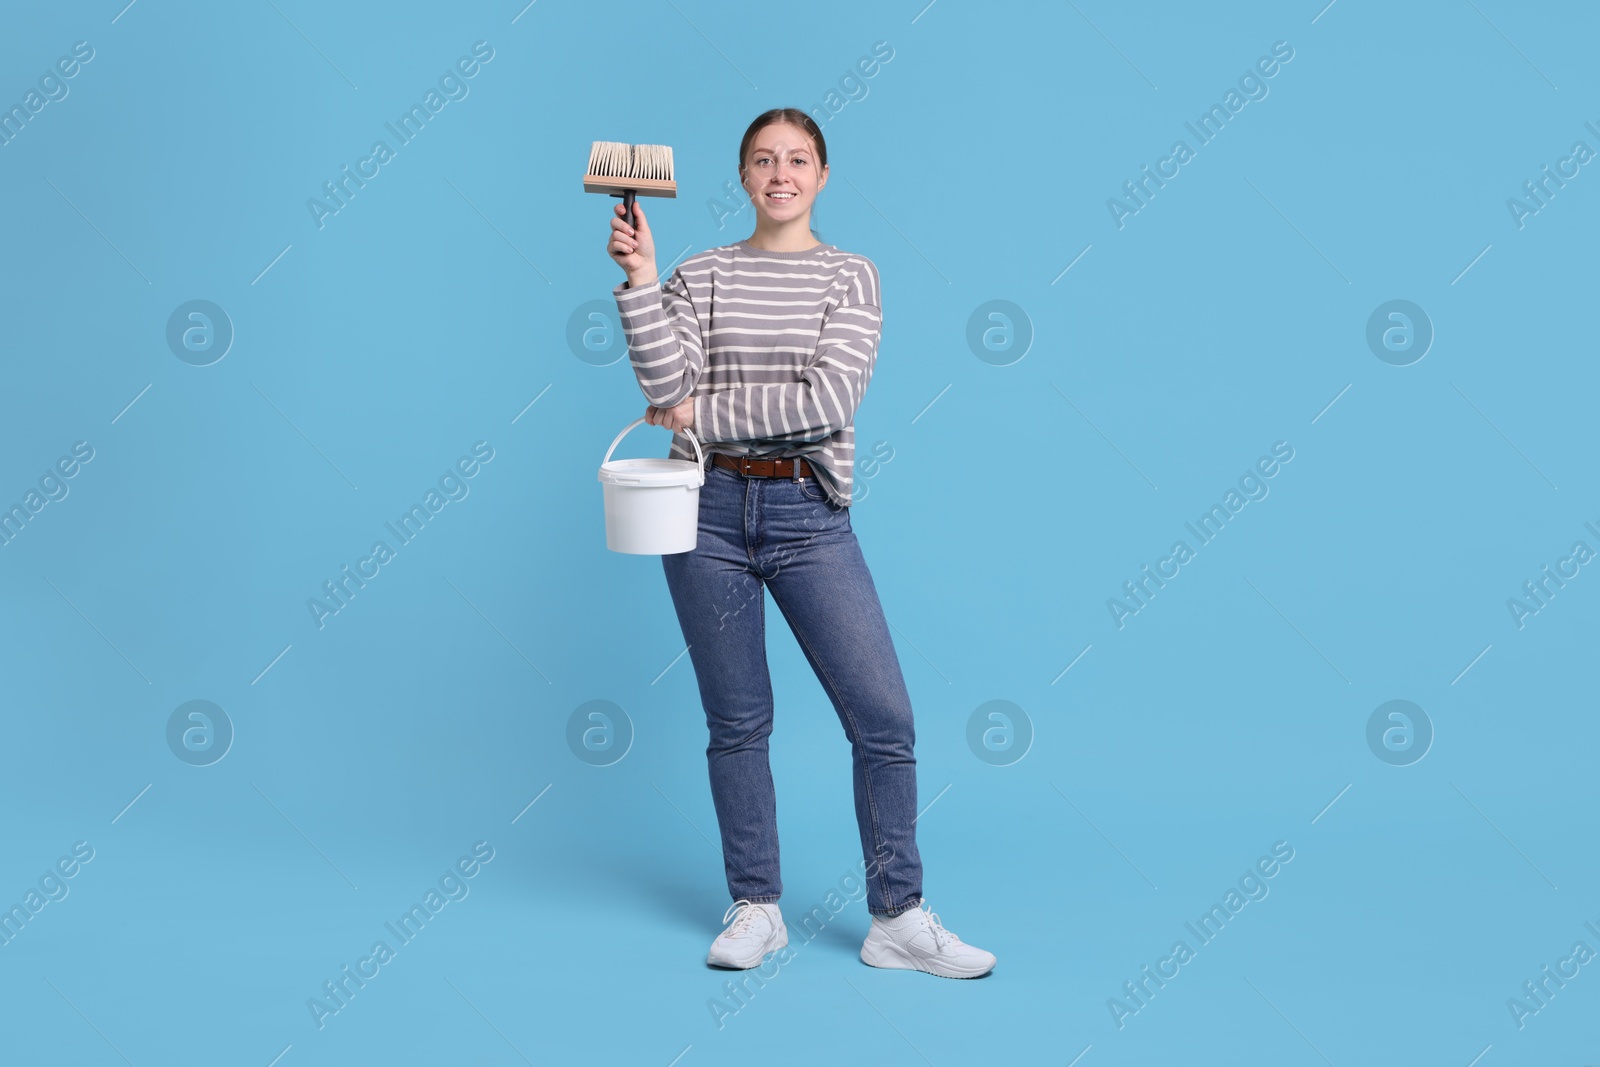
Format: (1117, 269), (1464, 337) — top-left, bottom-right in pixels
(612, 238), (882, 507)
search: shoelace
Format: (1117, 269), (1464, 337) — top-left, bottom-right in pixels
(913, 901), (961, 951)
(720, 898), (768, 939)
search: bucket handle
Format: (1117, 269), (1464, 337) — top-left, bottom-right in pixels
(602, 417), (705, 487)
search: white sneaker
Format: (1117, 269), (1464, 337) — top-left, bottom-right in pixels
(707, 899), (788, 969)
(860, 899), (996, 978)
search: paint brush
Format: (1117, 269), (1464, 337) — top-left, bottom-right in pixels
(583, 141), (676, 229)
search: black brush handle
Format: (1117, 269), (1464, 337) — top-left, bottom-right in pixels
(623, 189), (636, 230)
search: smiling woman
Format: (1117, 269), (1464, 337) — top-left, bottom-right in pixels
(614, 110), (872, 504)
(736, 108), (832, 248)
(604, 108), (998, 980)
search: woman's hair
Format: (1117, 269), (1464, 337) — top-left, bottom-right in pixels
(738, 107), (828, 242)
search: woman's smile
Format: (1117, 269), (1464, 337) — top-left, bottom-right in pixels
(743, 120), (826, 227)
(757, 184), (806, 213)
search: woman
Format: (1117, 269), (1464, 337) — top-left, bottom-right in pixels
(606, 108), (995, 979)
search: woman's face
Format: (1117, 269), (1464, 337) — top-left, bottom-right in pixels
(742, 121), (827, 223)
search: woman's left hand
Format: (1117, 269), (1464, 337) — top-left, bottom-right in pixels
(645, 395), (695, 432)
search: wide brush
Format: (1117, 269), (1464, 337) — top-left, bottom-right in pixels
(583, 140), (676, 229)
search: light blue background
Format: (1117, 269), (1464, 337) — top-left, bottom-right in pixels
(2, 1), (1597, 1064)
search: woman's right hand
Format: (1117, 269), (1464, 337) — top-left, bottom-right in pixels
(609, 200), (658, 287)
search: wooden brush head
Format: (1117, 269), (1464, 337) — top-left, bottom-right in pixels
(584, 140), (677, 197)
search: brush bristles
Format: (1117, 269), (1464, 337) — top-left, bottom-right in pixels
(586, 141), (674, 181)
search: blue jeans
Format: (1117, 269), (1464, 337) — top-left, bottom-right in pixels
(661, 458), (924, 918)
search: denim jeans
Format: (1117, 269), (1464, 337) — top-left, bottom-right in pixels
(661, 457), (924, 918)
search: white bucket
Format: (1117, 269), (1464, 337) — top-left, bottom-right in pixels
(597, 417), (706, 554)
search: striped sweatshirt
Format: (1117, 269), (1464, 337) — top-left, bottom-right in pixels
(612, 238), (883, 507)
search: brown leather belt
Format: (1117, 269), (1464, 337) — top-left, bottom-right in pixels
(709, 451), (815, 479)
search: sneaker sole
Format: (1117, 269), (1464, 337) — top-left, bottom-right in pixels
(707, 921), (789, 969)
(859, 927), (994, 979)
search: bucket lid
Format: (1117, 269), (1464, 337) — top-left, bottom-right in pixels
(598, 417), (706, 488)
(598, 457), (704, 488)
